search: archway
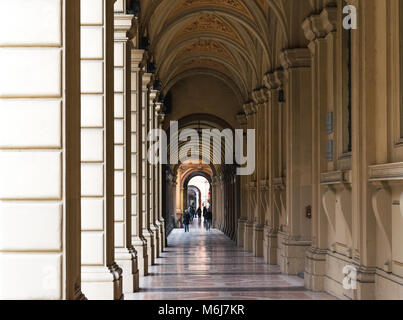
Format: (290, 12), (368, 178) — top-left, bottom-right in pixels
(188, 175), (211, 210)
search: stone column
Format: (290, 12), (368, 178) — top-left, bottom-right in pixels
(142, 73), (155, 266)
(157, 109), (166, 249)
(130, 49), (148, 277)
(262, 72), (283, 265)
(351, 0), (384, 300)
(113, 10), (138, 293)
(148, 89), (160, 259)
(236, 113), (248, 247)
(278, 48), (313, 275)
(302, 6), (338, 292)
(243, 102), (257, 252)
(211, 178), (218, 229)
(80, 0), (122, 300)
(164, 169), (175, 236)
(0, 0), (83, 300)
(223, 171), (229, 236)
(252, 88), (269, 257)
(229, 169), (237, 240)
(172, 176), (178, 227)
(217, 177), (225, 231)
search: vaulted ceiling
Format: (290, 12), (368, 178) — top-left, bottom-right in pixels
(138, 0), (318, 176)
(139, 0), (303, 101)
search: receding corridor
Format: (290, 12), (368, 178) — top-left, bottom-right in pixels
(1, 0), (403, 301)
(126, 220), (335, 300)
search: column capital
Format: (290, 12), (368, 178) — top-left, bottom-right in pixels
(236, 112), (247, 127)
(142, 73), (152, 89)
(243, 101), (256, 117)
(263, 72), (278, 90)
(155, 102), (163, 114)
(252, 87), (269, 105)
(158, 112), (166, 126)
(302, 6), (337, 42)
(279, 48), (311, 70)
(149, 89), (159, 103)
(131, 49), (145, 70)
(114, 14), (136, 39)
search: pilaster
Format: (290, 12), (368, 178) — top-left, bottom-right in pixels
(148, 88), (160, 259)
(157, 109), (167, 250)
(113, 11), (139, 294)
(80, 0), (123, 300)
(0, 0), (84, 300)
(130, 49), (148, 277)
(141, 72), (155, 267)
(242, 102), (257, 252)
(278, 47), (313, 275)
(261, 72), (284, 265)
(302, 5), (343, 291)
(236, 113), (248, 247)
(251, 87), (270, 257)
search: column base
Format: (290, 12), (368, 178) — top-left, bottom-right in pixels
(252, 223), (264, 257)
(278, 232), (311, 275)
(115, 246), (139, 293)
(243, 221), (254, 252)
(158, 218), (166, 251)
(304, 247), (327, 291)
(263, 227), (278, 265)
(237, 218), (247, 247)
(74, 290), (87, 300)
(81, 263), (123, 300)
(354, 267), (376, 300)
(324, 252), (376, 300)
(143, 228), (155, 266)
(151, 223), (160, 259)
(132, 236), (148, 276)
(374, 269), (403, 300)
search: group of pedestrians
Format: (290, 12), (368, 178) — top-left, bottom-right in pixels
(182, 205), (213, 232)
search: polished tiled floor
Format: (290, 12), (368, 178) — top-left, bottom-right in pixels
(125, 219), (336, 300)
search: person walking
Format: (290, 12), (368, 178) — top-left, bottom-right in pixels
(197, 207), (202, 225)
(189, 206), (195, 222)
(207, 209), (213, 231)
(203, 206), (208, 230)
(183, 209), (191, 233)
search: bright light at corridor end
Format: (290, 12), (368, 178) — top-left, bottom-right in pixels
(147, 121), (256, 176)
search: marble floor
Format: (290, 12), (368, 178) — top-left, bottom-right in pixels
(125, 219), (336, 300)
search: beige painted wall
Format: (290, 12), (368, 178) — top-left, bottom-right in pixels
(164, 75), (242, 129)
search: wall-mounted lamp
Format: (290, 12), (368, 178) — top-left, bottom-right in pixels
(305, 205), (312, 219)
(140, 36), (150, 50)
(147, 61), (156, 73)
(153, 79), (162, 91)
(127, 0), (141, 16)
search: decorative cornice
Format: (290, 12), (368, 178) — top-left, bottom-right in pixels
(368, 162), (403, 182)
(320, 170), (352, 185)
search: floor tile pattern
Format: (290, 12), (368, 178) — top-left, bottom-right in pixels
(125, 220), (336, 300)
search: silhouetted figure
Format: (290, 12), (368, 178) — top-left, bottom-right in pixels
(183, 210), (191, 233)
(197, 207), (202, 225)
(189, 206), (195, 222)
(206, 209), (213, 231)
(203, 206), (208, 230)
